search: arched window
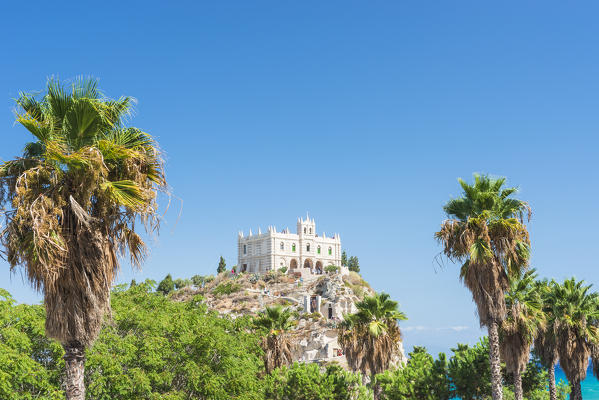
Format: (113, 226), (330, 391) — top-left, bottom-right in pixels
(307, 244), (310, 252)
(280, 242), (284, 250)
(309, 228), (312, 234)
(243, 244), (247, 255)
(328, 247), (332, 255)
(292, 243), (296, 252)
(317, 246), (321, 254)
(304, 227), (306, 234)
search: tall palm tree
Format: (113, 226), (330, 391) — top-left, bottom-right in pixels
(338, 292), (407, 400)
(545, 278), (599, 400)
(0, 78), (166, 399)
(533, 279), (559, 400)
(435, 174), (531, 400)
(254, 305), (295, 374)
(500, 269), (545, 400)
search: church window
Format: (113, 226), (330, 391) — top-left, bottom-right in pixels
(307, 244), (310, 252)
(243, 244), (247, 255)
(309, 228), (312, 234)
(292, 243), (296, 252)
(304, 227), (306, 234)
(328, 247), (332, 255)
(317, 246), (321, 254)
(280, 242), (284, 250)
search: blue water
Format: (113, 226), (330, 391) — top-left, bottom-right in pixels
(555, 364), (599, 399)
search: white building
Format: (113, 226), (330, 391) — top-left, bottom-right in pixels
(238, 215), (342, 276)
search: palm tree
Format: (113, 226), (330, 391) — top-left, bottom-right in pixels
(0, 78), (166, 399)
(254, 305), (295, 374)
(500, 269), (545, 400)
(533, 279), (560, 400)
(338, 292), (407, 400)
(545, 278), (599, 400)
(435, 174), (531, 400)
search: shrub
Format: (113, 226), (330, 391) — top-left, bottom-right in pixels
(325, 265), (339, 274)
(174, 278), (192, 289)
(278, 267), (288, 274)
(212, 281), (242, 296)
(265, 363), (370, 400)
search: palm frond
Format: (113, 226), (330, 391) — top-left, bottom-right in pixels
(100, 180), (145, 209)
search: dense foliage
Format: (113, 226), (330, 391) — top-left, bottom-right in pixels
(377, 340), (569, 400)
(264, 363), (371, 400)
(0, 289), (63, 400)
(0, 282), (576, 399)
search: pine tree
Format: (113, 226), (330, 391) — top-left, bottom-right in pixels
(342, 251), (348, 267)
(217, 256), (227, 274)
(348, 256), (360, 273)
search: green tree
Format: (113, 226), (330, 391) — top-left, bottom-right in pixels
(254, 306), (296, 374)
(217, 255), (227, 274)
(348, 256), (360, 273)
(0, 289), (64, 400)
(157, 274), (175, 295)
(449, 339), (491, 400)
(377, 347), (451, 400)
(0, 78), (166, 400)
(85, 282), (264, 400)
(545, 278), (599, 400)
(500, 269), (545, 400)
(174, 278), (192, 289)
(341, 251), (348, 267)
(0, 284), (265, 399)
(338, 292), (407, 400)
(191, 274), (205, 287)
(435, 174), (531, 400)
(264, 363), (370, 400)
(533, 279), (560, 400)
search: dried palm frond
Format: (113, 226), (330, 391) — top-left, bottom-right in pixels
(0, 77), (166, 347)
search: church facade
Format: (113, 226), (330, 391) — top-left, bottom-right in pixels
(237, 215), (342, 276)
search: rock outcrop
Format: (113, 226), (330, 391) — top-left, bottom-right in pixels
(172, 270), (406, 369)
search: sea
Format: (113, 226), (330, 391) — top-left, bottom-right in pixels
(555, 364), (599, 399)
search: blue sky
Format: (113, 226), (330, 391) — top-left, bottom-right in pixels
(1, 1), (598, 355)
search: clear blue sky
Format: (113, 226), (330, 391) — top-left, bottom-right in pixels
(1, 1), (598, 356)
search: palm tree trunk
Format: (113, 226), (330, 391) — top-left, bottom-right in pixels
(513, 370), (523, 400)
(63, 341), (85, 400)
(373, 376), (382, 400)
(548, 364), (557, 400)
(488, 321), (503, 400)
(570, 378), (582, 400)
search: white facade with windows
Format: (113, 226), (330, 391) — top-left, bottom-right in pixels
(237, 215), (342, 276)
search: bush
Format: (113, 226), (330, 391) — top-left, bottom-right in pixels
(212, 281), (242, 296)
(278, 267), (288, 274)
(174, 278), (192, 289)
(325, 265), (339, 274)
(264, 363), (370, 400)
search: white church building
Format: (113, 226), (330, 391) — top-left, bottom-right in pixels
(237, 215), (342, 276)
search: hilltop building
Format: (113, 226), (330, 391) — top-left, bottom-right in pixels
(237, 215), (342, 276)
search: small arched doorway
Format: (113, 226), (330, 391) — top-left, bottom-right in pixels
(303, 258), (313, 272)
(315, 261), (323, 274)
(290, 259), (298, 270)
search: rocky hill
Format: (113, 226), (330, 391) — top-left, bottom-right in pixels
(172, 269), (406, 369)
